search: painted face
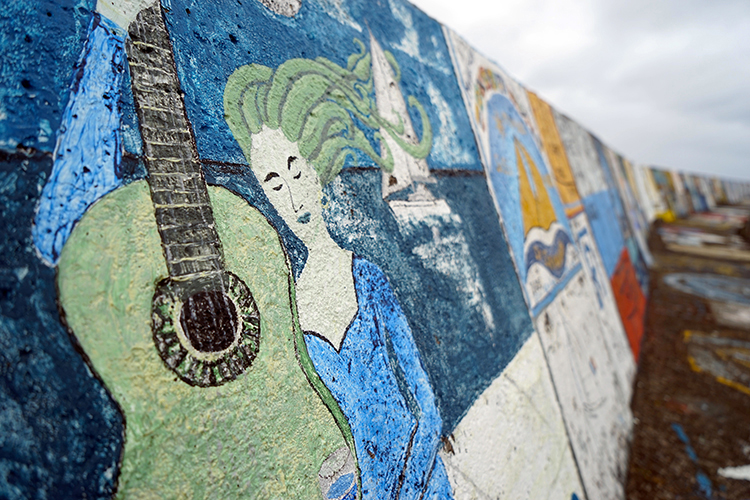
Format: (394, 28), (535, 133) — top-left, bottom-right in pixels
(250, 126), (325, 243)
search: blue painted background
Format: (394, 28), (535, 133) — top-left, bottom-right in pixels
(163, 0), (481, 172)
(485, 93), (573, 285)
(0, 153), (124, 499)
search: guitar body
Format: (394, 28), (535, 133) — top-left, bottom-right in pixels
(58, 180), (351, 499)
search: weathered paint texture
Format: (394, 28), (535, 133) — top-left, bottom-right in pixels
(2, 0), (750, 499)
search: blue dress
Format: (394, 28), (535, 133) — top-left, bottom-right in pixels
(305, 257), (454, 500)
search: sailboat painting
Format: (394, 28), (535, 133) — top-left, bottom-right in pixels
(445, 31), (579, 311)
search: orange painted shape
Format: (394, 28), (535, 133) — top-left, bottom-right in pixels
(526, 91), (581, 212)
(611, 248), (647, 361)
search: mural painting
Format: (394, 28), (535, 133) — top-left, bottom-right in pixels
(0, 0), (557, 497)
(650, 168), (680, 220)
(444, 33), (579, 311)
(445, 30), (633, 500)
(684, 330), (750, 397)
(5, 0), (750, 498)
(549, 111), (645, 363)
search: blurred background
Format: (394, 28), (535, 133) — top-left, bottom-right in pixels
(408, 0), (750, 179)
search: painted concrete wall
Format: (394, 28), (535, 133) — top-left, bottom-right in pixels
(1, 0), (748, 499)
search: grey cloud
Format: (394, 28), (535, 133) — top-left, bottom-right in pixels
(411, 0), (750, 178)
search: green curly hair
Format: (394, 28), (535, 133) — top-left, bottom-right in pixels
(223, 39), (432, 186)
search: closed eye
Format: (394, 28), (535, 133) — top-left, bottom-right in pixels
(272, 184), (283, 191)
(293, 172), (301, 180)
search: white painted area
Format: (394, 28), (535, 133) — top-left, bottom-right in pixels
(710, 300), (750, 330)
(553, 112), (608, 199)
(523, 221), (580, 308)
(718, 465), (750, 481)
(440, 333), (585, 500)
(96, 0), (156, 30)
(570, 212), (635, 394)
(535, 270), (632, 500)
(255, 0), (302, 17)
(370, 33), (435, 200)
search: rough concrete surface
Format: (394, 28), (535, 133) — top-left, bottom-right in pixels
(627, 206), (750, 500)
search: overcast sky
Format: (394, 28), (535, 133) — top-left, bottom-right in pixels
(408, 0), (750, 180)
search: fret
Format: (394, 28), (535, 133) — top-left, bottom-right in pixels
(140, 127), (193, 145)
(150, 185), (209, 205)
(127, 61), (171, 75)
(154, 206), (216, 229)
(170, 270), (224, 283)
(136, 91), (185, 111)
(148, 175), (206, 195)
(127, 3), (226, 281)
(145, 143), (196, 163)
(167, 256), (223, 278)
(165, 241), (223, 261)
(159, 224), (221, 246)
(153, 202), (211, 210)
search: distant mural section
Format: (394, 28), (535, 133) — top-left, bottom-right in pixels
(1, 0), (749, 499)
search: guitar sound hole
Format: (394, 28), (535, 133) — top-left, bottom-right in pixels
(180, 290), (238, 353)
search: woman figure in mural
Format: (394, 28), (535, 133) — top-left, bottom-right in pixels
(224, 42), (454, 500)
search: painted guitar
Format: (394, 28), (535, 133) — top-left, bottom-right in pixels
(57, 3), (358, 498)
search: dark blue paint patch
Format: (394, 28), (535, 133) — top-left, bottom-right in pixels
(0, 152), (123, 500)
(0, 0), (96, 153)
(33, 15), (128, 265)
(161, 0), (481, 171)
(671, 423), (714, 499)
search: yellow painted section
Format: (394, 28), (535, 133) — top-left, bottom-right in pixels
(517, 139), (557, 235)
(526, 91), (581, 216)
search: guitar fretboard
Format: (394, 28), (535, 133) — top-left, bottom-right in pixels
(126, 4), (224, 281)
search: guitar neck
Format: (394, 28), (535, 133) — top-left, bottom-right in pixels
(126, 3), (224, 282)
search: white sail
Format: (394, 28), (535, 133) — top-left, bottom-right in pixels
(370, 32), (434, 200)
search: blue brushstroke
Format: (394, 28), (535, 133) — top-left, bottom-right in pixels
(327, 472), (355, 499)
(485, 93), (574, 290)
(32, 14), (127, 264)
(671, 423), (714, 499)
(581, 190), (626, 278)
(524, 229), (572, 279)
(305, 257), (453, 499)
